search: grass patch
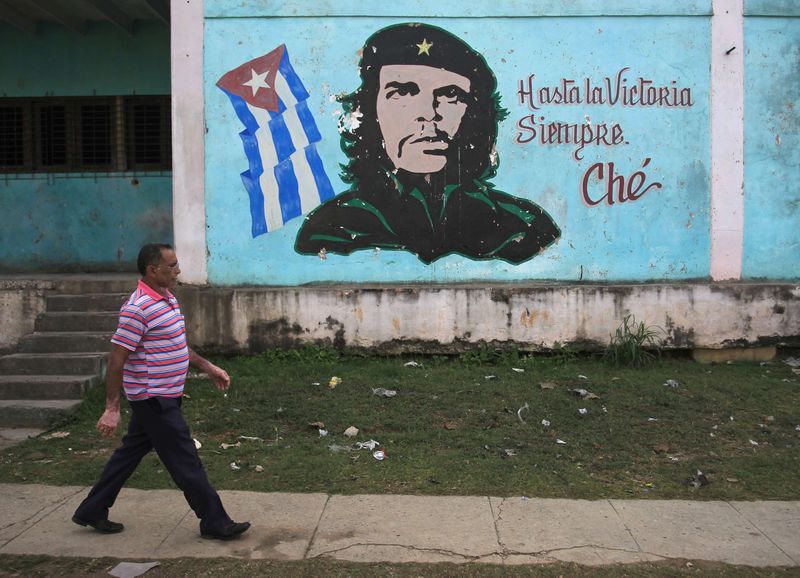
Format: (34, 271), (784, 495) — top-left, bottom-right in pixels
(0, 554), (796, 578)
(604, 314), (664, 368)
(1, 350), (799, 500)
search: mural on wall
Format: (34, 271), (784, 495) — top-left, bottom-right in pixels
(204, 14), (712, 284)
(217, 45), (335, 237)
(294, 23), (561, 265)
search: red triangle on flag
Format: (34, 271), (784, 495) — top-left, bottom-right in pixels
(216, 45), (285, 112)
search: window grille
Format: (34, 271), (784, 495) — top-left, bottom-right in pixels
(37, 104), (68, 168)
(0, 95), (171, 174)
(126, 96), (171, 170)
(79, 102), (114, 168)
(0, 104), (26, 169)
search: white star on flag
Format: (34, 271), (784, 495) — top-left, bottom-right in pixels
(243, 68), (270, 96)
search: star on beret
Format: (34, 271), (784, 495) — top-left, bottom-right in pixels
(416, 38), (433, 55)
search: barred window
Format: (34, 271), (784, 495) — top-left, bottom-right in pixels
(126, 97), (172, 169)
(37, 104), (69, 168)
(0, 104), (28, 169)
(0, 96), (171, 173)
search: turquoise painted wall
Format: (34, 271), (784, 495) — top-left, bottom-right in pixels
(0, 21), (171, 272)
(0, 21), (169, 97)
(743, 13), (800, 279)
(205, 6), (710, 284)
(0, 176), (172, 272)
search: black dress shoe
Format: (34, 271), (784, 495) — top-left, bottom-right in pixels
(72, 514), (124, 534)
(201, 521), (251, 540)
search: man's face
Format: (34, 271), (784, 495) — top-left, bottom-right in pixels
(376, 64), (470, 175)
(152, 248), (180, 291)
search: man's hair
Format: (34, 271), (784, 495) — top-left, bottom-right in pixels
(137, 243), (173, 277)
(338, 23), (508, 191)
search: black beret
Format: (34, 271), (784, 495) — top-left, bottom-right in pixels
(359, 22), (494, 91)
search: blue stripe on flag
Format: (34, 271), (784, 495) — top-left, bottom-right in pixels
(224, 91), (268, 237)
(295, 100), (321, 144)
(305, 145), (335, 202)
(240, 171), (268, 237)
(268, 113), (296, 162)
(279, 49), (310, 102)
(274, 158), (302, 223)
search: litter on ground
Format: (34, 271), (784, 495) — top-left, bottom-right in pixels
(688, 470), (710, 488)
(356, 439), (380, 451)
(40, 431), (70, 440)
(568, 388), (600, 399)
(108, 561), (160, 578)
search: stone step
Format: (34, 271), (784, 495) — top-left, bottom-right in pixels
(46, 293), (129, 312)
(0, 399), (82, 428)
(18, 332), (113, 354)
(49, 275), (138, 295)
(0, 375), (99, 400)
(0, 353), (108, 376)
(35, 312), (119, 332)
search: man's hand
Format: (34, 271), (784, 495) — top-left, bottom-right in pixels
(97, 408), (121, 437)
(99, 344), (129, 438)
(189, 348), (231, 392)
(206, 363), (231, 391)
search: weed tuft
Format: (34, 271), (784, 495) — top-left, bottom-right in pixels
(550, 341), (580, 364)
(604, 314), (663, 368)
(459, 342), (524, 365)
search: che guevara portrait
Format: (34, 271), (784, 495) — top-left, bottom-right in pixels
(295, 22), (560, 264)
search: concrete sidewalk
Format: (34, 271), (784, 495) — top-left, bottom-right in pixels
(0, 484), (797, 567)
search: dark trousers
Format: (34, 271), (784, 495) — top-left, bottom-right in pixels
(75, 396), (231, 533)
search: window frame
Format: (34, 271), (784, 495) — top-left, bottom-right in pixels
(0, 95), (171, 175)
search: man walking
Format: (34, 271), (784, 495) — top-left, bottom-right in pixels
(72, 243), (250, 540)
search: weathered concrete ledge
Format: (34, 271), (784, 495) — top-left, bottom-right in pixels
(174, 282), (800, 354)
(3, 278), (798, 355)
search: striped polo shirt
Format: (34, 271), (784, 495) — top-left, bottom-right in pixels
(111, 280), (190, 400)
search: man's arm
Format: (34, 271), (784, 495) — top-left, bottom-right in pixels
(188, 348), (230, 391)
(97, 343), (132, 437)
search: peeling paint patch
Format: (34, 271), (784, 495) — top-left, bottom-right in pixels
(520, 309), (538, 327)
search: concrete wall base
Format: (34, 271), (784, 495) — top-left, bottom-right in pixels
(173, 282), (800, 355)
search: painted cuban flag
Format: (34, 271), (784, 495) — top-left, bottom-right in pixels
(216, 45), (335, 237)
